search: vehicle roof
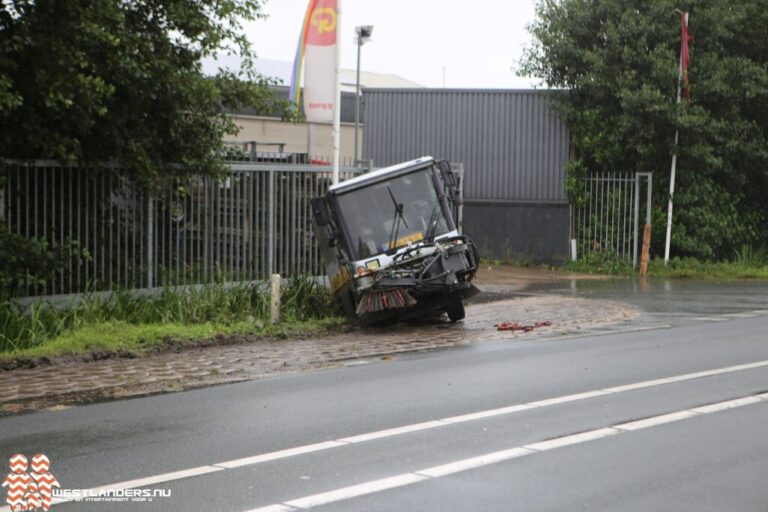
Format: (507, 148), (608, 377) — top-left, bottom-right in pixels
(328, 156), (434, 194)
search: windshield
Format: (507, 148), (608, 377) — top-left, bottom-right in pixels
(336, 168), (451, 260)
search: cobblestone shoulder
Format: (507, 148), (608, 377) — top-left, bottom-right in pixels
(0, 295), (639, 413)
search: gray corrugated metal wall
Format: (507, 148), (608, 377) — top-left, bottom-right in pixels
(362, 89), (570, 263)
(362, 89), (568, 202)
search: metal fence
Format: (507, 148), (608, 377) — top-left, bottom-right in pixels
(1, 160), (366, 297)
(573, 172), (652, 267)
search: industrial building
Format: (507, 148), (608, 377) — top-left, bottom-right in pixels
(223, 59), (422, 161)
(362, 88), (570, 263)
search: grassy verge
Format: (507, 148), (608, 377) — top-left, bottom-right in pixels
(9, 317), (346, 360)
(564, 253), (768, 279)
(645, 258), (768, 279)
(480, 258), (560, 272)
(563, 258), (634, 276)
(1, 277), (346, 361)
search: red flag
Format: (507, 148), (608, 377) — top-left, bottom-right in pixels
(680, 11), (693, 98)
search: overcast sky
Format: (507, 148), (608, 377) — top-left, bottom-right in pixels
(235, 0), (540, 89)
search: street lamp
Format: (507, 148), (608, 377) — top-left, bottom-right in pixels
(354, 25), (373, 163)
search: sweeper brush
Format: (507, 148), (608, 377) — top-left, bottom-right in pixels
(355, 288), (417, 315)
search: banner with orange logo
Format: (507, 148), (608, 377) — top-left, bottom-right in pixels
(302, 0), (338, 124)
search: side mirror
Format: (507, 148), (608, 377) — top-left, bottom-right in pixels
(311, 197), (332, 227)
(438, 160), (457, 187)
(449, 187), (462, 205)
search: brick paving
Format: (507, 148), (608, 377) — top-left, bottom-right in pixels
(0, 295), (638, 411)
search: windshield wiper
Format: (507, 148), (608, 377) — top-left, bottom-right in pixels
(424, 202), (442, 243)
(386, 186), (409, 254)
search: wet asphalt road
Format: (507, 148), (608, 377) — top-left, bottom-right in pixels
(534, 277), (768, 323)
(2, 279), (768, 511)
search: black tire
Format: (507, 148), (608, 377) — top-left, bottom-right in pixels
(336, 288), (357, 320)
(446, 301), (465, 323)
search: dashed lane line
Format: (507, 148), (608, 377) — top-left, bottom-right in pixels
(248, 391), (768, 511)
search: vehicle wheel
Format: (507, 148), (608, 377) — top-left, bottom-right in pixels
(446, 301), (465, 323)
(336, 289), (357, 320)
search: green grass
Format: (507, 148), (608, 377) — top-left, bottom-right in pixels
(0, 276), (345, 360)
(480, 258), (562, 271)
(645, 258), (768, 279)
(8, 317), (346, 360)
(481, 257), (532, 268)
(563, 251), (635, 276)
(564, 245), (768, 279)
(16, 321), (236, 358)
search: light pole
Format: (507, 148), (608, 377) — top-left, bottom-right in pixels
(354, 25), (373, 164)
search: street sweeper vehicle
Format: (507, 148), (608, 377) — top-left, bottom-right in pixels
(311, 156), (480, 325)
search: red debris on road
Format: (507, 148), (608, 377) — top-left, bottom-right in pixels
(494, 321), (552, 332)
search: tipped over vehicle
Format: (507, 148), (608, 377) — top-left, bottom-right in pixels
(311, 156), (480, 325)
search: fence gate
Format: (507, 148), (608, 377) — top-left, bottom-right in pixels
(572, 172), (652, 267)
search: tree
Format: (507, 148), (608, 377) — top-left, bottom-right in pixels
(0, 0), (288, 183)
(522, 0), (768, 260)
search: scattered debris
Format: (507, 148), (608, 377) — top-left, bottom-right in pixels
(494, 321), (552, 332)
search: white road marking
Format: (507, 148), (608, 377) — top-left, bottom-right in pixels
(249, 392), (768, 511)
(614, 410), (699, 431)
(415, 447), (534, 478)
(10, 359), (768, 512)
(508, 324), (672, 346)
(247, 506), (294, 512)
(627, 324), (673, 331)
(102, 466), (224, 488)
(695, 310), (768, 322)
(282, 474), (428, 509)
(548, 324), (672, 342)
(691, 395), (764, 414)
(527, 389), (611, 407)
(442, 403), (535, 423)
(338, 420), (449, 443)
(214, 441), (348, 469)
(524, 427), (620, 451)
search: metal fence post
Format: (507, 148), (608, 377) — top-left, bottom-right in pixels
(632, 173), (640, 269)
(646, 173), (653, 225)
(457, 163), (464, 234)
(267, 168), (275, 277)
(146, 195), (154, 288)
